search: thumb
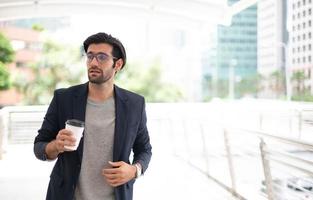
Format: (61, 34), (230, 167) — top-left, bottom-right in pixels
(108, 161), (124, 167)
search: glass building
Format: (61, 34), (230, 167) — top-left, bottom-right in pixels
(204, 0), (257, 99)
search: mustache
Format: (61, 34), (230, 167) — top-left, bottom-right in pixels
(88, 67), (103, 73)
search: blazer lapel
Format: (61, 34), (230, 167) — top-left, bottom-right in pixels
(73, 83), (88, 162)
(113, 85), (128, 161)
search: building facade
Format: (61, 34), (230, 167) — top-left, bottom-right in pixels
(205, 0), (257, 99)
(0, 25), (42, 106)
(289, 0), (313, 94)
(257, 0), (288, 98)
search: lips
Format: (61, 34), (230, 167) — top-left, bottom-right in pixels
(88, 68), (102, 75)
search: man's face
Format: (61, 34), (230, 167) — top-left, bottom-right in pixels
(86, 43), (116, 84)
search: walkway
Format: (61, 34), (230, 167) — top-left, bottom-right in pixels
(0, 143), (237, 200)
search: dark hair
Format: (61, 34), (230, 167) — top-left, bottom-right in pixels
(83, 32), (127, 68)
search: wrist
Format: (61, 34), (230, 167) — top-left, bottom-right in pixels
(133, 163), (142, 179)
(45, 140), (59, 160)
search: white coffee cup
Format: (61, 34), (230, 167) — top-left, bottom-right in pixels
(64, 119), (84, 151)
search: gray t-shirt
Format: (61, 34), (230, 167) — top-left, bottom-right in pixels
(74, 97), (115, 200)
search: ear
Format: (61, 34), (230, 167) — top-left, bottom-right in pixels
(114, 58), (123, 71)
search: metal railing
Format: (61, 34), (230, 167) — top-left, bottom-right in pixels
(0, 102), (313, 200)
(170, 118), (313, 200)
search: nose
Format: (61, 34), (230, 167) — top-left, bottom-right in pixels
(89, 56), (99, 66)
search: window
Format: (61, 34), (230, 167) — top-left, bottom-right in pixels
(309, 55), (312, 62)
(303, 10), (306, 17)
(304, 0), (306, 5)
(303, 22), (306, 29)
(309, 44), (312, 50)
(16, 62), (25, 68)
(298, 12), (301, 18)
(303, 45), (306, 51)
(298, 46), (301, 52)
(303, 34), (306, 40)
(309, 32), (312, 38)
(309, 8), (312, 15)
(309, 20), (312, 27)
(303, 57), (306, 63)
(298, 24), (301, 30)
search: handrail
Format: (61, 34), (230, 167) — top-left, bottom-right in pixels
(221, 126), (313, 200)
(225, 126), (313, 151)
(1, 103), (313, 200)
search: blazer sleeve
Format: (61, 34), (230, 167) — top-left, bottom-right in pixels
(132, 100), (152, 174)
(33, 90), (60, 160)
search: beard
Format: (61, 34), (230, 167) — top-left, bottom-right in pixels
(88, 66), (114, 84)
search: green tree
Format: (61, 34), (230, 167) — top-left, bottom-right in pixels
(290, 71), (313, 101)
(0, 32), (14, 64)
(268, 70), (285, 98)
(14, 39), (83, 105)
(291, 71), (306, 95)
(116, 59), (184, 102)
(0, 32), (14, 90)
(236, 73), (264, 98)
(31, 24), (45, 32)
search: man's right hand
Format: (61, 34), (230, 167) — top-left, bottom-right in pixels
(45, 129), (76, 160)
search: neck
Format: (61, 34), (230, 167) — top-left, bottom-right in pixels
(88, 82), (114, 102)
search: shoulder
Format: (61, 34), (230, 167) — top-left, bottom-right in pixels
(54, 83), (88, 96)
(114, 85), (145, 103)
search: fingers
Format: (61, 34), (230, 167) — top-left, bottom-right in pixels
(102, 170), (123, 187)
(102, 161), (136, 187)
(108, 161), (123, 167)
(55, 129), (76, 152)
(56, 129), (76, 142)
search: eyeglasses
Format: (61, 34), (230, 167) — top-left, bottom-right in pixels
(86, 52), (117, 64)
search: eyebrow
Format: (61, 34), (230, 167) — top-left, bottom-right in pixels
(86, 51), (109, 55)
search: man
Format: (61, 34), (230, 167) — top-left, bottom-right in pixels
(34, 32), (152, 200)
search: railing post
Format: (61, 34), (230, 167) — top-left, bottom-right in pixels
(200, 123), (210, 174)
(0, 108), (8, 160)
(223, 129), (237, 196)
(259, 112), (263, 131)
(259, 139), (274, 200)
(0, 109), (3, 159)
(298, 110), (302, 139)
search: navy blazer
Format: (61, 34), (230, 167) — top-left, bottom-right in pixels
(34, 83), (152, 200)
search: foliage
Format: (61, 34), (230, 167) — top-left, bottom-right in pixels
(0, 62), (11, 90)
(291, 71), (307, 96)
(291, 93), (313, 102)
(268, 70), (285, 98)
(115, 59), (184, 102)
(0, 32), (14, 64)
(32, 24), (45, 32)
(13, 39), (84, 105)
(236, 73), (264, 98)
(202, 72), (264, 100)
(0, 32), (14, 91)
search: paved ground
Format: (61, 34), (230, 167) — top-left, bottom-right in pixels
(0, 144), (237, 200)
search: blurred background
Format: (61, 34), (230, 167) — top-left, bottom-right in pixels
(0, 0), (313, 200)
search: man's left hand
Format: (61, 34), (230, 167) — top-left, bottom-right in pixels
(102, 161), (136, 187)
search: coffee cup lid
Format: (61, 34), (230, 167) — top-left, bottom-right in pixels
(66, 119), (85, 127)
